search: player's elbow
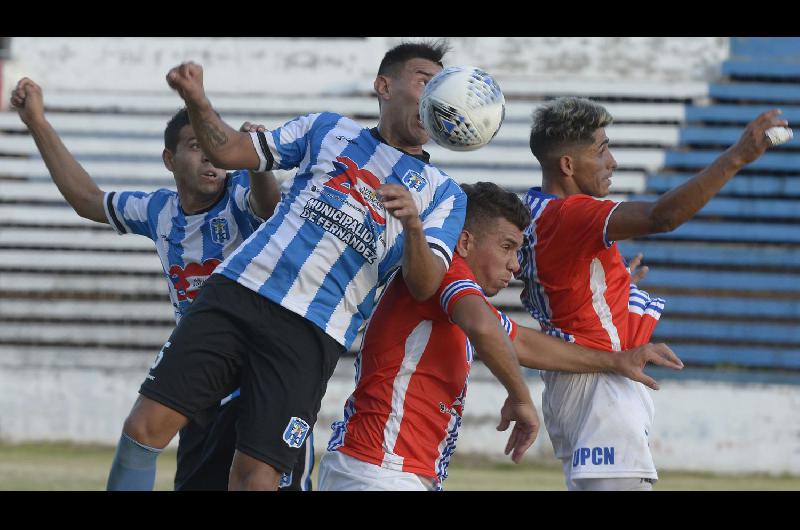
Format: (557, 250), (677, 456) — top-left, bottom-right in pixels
(462, 318), (503, 344)
(407, 282), (438, 302)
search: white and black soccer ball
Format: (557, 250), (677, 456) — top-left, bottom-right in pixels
(420, 65), (505, 152)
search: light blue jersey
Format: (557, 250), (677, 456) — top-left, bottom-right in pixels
(103, 170), (263, 322)
(219, 112), (467, 349)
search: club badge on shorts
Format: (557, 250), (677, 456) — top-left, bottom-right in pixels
(282, 417), (310, 448)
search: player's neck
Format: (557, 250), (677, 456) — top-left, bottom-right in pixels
(541, 176), (567, 198)
(178, 188), (225, 216)
(376, 121), (424, 156)
(542, 174), (583, 198)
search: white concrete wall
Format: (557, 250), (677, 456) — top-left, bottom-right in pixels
(2, 350), (798, 476)
(1, 37), (729, 106)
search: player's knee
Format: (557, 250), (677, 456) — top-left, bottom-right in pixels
(229, 453), (281, 491)
(123, 397), (187, 449)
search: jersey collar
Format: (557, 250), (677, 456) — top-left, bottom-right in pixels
(370, 127), (431, 163)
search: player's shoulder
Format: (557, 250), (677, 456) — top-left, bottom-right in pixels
(315, 111), (354, 130)
(441, 254), (479, 288)
(131, 187), (176, 205)
(415, 165), (464, 199)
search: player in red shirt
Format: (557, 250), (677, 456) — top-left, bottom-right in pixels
(318, 182), (683, 490)
(519, 97), (786, 490)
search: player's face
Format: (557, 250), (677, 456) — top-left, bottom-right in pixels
(571, 128), (617, 198)
(384, 58), (442, 148)
(168, 125), (227, 197)
(467, 217), (524, 297)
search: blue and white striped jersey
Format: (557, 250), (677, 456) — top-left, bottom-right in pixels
(218, 112), (467, 349)
(103, 170), (264, 322)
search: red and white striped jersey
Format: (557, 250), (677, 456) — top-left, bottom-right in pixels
(518, 188), (665, 352)
(327, 254), (516, 489)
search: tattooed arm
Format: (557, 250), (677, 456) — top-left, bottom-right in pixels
(166, 62), (262, 171)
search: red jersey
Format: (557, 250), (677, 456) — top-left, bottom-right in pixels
(518, 188), (664, 352)
(327, 254), (516, 488)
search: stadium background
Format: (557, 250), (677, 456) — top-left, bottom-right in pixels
(0, 37), (798, 480)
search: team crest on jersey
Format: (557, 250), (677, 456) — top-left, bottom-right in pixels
(401, 169), (427, 192)
(209, 217), (230, 244)
(282, 417), (310, 448)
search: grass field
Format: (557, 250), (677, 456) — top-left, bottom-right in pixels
(1, 442), (798, 491)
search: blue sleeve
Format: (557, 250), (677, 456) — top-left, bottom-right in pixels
(103, 189), (169, 240)
(420, 179), (467, 269)
(248, 112), (341, 172)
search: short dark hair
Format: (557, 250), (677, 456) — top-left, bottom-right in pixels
(461, 182), (530, 234)
(377, 40), (450, 77)
(529, 97), (613, 170)
(164, 108), (191, 153)
(164, 107), (222, 152)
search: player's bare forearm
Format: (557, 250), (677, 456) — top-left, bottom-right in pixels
(248, 170), (281, 220)
(606, 109), (789, 241)
(167, 62), (260, 170)
(185, 101), (258, 170)
(379, 183), (444, 300)
(401, 224), (447, 301)
(26, 118), (107, 223)
(514, 326), (617, 373)
(452, 296), (532, 404)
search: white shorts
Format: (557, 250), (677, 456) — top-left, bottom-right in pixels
(317, 450), (436, 491)
(541, 371), (658, 483)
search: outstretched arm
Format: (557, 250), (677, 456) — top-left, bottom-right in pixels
(513, 326), (683, 390)
(10, 78), (107, 223)
(166, 62), (261, 171)
(606, 109), (789, 241)
(451, 295), (539, 463)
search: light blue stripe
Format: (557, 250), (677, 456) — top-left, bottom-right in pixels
(343, 285), (378, 348)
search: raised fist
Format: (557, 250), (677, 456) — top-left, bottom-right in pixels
(166, 62), (206, 105)
(10, 77), (46, 126)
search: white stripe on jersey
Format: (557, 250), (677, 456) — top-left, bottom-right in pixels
(602, 202), (622, 248)
(324, 264), (378, 341)
(118, 195), (148, 234)
(589, 257), (622, 351)
(381, 320), (433, 470)
(233, 205), (302, 288)
(440, 280), (482, 312)
(249, 133), (268, 172)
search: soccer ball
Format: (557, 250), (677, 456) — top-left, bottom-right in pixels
(420, 65), (506, 152)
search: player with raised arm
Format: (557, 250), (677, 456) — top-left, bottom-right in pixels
(101, 41), (496, 491)
(9, 79), (314, 491)
(317, 181), (683, 491)
(519, 96), (788, 490)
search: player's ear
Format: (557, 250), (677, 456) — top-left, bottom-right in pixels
(162, 148), (174, 172)
(374, 75), (391, 102)
(558, 154), (574, 178)
(456, 230), (471, 258)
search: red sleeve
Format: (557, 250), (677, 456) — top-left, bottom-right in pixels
(554, 195), (620, 257)
(435, 256), (485, 319)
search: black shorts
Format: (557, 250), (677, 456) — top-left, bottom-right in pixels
(174, 397), (315, 491)
(140, 274), (343, 474)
